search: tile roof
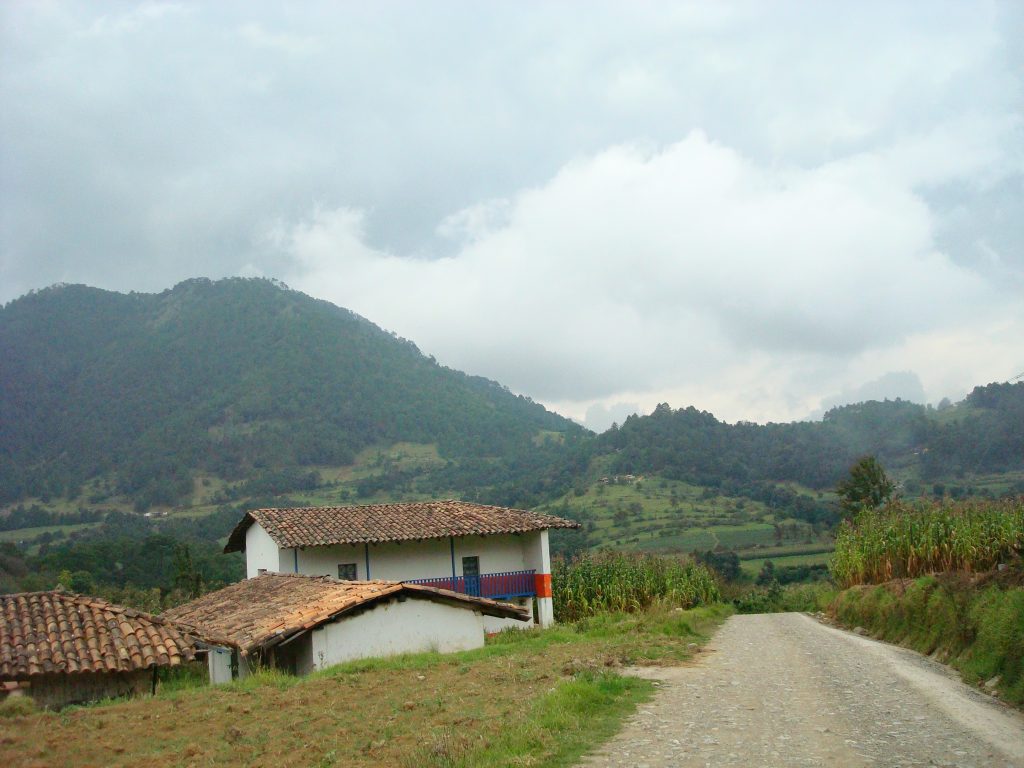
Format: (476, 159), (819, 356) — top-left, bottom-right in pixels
(163, 573), (531, 654)
(0, 591), (197, 681)
(224, 499), (580, 552)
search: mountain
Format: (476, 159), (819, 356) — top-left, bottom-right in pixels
(591, 384), (1024, 496)
(0, 278), (583, 510)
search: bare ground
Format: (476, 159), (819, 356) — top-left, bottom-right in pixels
(580, 612), (1024, 768)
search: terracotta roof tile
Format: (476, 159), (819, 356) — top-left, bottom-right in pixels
(0, 591), (198, 681)
(224, 499), (580, 552)
(164, 573), (530, 654)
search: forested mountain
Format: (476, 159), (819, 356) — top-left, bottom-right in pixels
(0, 278), (582, 509)
(596, 383), (1024, 494)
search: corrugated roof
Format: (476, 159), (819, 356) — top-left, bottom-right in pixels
(224, 499), (580, 552)
(0, 591), (196, 681)
(163, 573), (530, 654)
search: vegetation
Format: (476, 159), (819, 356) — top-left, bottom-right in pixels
(0, 604), (732, 767)
(834, 572), (1024, 705)
(836, 455), (894, 517)
(0, 278), (582, 511)
(2, 277), (1023, 601)
(552, 552), (720, 621)
(830, 499), (1024, 588)
(730, 581), (837, 615)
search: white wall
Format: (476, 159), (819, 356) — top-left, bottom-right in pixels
(245, 524), (287, 578)
(294, 542), (366, 579)
(281, 533), (541, 583)
(309, 597), (484, 670)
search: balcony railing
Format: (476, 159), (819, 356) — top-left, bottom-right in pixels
(405, 569), (536, 600)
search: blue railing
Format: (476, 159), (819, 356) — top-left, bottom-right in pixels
(405, 569), (536, 599)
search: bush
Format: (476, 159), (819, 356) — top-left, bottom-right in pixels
(0, 696), (37, 718)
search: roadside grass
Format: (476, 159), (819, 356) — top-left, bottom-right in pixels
(832, 570), (1024, 706)
(0, 604), (732, 768)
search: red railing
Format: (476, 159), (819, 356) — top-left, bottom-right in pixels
(405, 569), (536, 599)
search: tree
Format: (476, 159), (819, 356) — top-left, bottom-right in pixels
(836, 456), (894, 517)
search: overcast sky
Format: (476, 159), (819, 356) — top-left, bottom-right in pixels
(2, 2), (1021, 430)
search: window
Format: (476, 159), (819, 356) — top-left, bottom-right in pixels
(338, 563), (357, 580)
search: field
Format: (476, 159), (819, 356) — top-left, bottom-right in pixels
(739, 550), (833, 578)
(539, 475), (829, 555)
(830, 498), (1024, 588)
(0, 605), (732, 768)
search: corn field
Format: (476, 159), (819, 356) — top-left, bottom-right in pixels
(830, 498), (1024, 588)
(552, 551), (720, 622)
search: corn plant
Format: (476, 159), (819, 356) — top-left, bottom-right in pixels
(552, 551), (720, 622)
(830, 498), (1024, 588)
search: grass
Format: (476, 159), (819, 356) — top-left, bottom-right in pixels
(832, 570), (1024, 706)
(0, 523), (101, 543)
(0, 604), (732, 768)
(739, 551), (834, 578)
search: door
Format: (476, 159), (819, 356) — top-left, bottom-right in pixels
(462, 556), (480, 596)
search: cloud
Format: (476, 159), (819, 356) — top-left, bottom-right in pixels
(2, 2), (1022, 422)
(281, 132), (1018, 421)
(582, 402), (644, 433)
(84, 3), (188, 37)
(237, 22), (321, 56)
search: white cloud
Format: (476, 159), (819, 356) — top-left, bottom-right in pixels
(282, 132), (1019, 422)
(237, 22), (321, 56)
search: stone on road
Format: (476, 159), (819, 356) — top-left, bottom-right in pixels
(580, 612), (1024, 767)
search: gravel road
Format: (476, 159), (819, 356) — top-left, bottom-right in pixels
(580, 613), (1024, 768)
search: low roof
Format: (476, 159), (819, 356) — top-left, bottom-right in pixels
(1, 591), (196, 681)
(224, 499), (580, 552)
(163, 573), (531, 654)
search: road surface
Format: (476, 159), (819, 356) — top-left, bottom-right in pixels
(580, 613), (1024, 767)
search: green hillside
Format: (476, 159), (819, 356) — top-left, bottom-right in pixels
(0, 278), (583, 511)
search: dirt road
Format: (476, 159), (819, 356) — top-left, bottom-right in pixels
(580, 613), (1024, 767)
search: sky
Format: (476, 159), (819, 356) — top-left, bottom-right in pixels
(2, 2), (1022, 430)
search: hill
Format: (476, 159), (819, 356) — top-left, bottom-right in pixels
(0, 278), (583, 511)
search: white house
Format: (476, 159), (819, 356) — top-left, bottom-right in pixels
(223, 499), (579, 629)
(164, 573), (531, 681)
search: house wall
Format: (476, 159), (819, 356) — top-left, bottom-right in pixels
(245, 523), (555, 628)
(10, 669), (152, 709)
(245, 523), (287, 578)
(277, 531), (541, 584)
(309, 597), (484, 670)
